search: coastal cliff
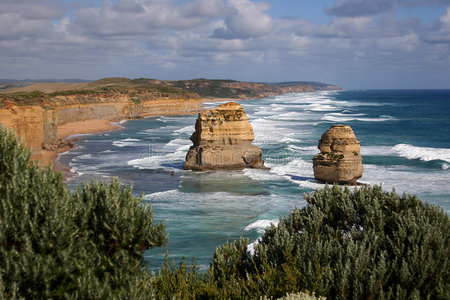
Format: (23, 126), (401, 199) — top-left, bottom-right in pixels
(0, 79), (202, 162)
(0, 77), (341, 166)
(184, 102), (265, 170)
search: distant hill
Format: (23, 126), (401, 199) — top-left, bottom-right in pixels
(0, 77), (341, 105)
(166, 78), (340, 99)
(0, 77), (196, 107)
(0, 79), (90, 91)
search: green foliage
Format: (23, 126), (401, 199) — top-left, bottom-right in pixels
(154, 185), (449, 299)
(6, 90), (47, 105)
(130, 97), (142, 104)
(170, 79), (260, 98)
(49, 90), (97, 97)
(325, 152), (344, 160)
(1, 125), (448, 299)
(72, 181), (167, 259)
(0, 126), (167, 298)
(9, 90), (45, 100)
(253, 185), (450, 299)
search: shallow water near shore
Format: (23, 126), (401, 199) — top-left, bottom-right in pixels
(60, 90), (450, 270)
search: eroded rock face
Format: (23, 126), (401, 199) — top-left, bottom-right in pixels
(313, 124), (363, 184)
(184, 102), (266, 170)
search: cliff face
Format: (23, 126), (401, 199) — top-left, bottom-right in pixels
(184, 102), (266, 170)
(0, 105), (55, 155)
(0, 95), (202, 159)
(312, 124), (363, 184)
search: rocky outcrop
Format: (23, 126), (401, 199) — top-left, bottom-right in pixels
(184, 102), (266, 170)
(313, 124), (363, 184)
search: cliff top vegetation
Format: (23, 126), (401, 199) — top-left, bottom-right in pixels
(0, 77), (340, 108)
(0, 77), (198, 108)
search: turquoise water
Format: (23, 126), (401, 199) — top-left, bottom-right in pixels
(60, 90), (450, 270)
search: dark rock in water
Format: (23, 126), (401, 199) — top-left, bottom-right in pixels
(313, 124), (363, 184)
(184, 102), (266, 171)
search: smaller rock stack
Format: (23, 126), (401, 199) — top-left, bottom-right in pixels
(184, 102), (266, 171)
(313, 124), (363, 184)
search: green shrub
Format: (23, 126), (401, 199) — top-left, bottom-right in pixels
(155, 185), (449, 299)
(0, 126), (167, 298)
(2, 124), (448, 299)
(251, 185), (450, 299)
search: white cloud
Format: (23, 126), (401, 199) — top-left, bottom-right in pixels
(212, 0), (273, 39)
(0, 0), (448, 88)
(422, 6), (450, 42)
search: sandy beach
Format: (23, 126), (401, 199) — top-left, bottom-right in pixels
(33, 119), (121, 175)
(57, 119), (121, 139)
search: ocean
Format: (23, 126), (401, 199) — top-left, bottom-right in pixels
(60, 90), (450, 270)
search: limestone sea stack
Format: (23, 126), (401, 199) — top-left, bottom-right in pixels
(184, 102), (266, 170)
(313, 124), (363, 184)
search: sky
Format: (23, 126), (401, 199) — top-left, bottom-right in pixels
(0, 0), (449, 89)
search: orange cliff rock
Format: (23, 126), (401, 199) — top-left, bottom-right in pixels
(0, 94), (203, 166)
(312, 124), (363, 184)
(184, 102), (266, 170)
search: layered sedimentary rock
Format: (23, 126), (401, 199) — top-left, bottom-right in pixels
(313, 124), (363, 184)
(184, 102), (266, 170)
(0, 96), (202, 160)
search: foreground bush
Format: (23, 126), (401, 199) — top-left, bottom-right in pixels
(0, 126), (167, 298)
(1, 125), (448, 299)
(155, 186), (449, 299)
(252, 185), (450, 299)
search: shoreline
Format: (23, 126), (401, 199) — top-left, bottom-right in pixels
(44, 110), (204, 178)
(33, 119), (123, 178)
(38, 96), (276, 176)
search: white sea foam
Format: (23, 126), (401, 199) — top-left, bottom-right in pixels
(242, 168), (282, 181)
(145, 189), (179, 199)
(361, 164), (450, 196)
(281, 137), (302, 143)
(287, 145), (317, 155)
(250, 118), (300, 144)
(139, 125), (179, 135)
(100, 150), (115, 154)
(109, 121), (125, 128)
(165, 138), (191, 148)
(392, 144), (450, 163)
(112, 138), (142, 147)
(321, 113), (395, 123)
(127, 140), (188, 171)
(360, 146), (396, 156)
(267, 158), (323, 189)
(71, 153), (94, 162)
(174, 125), (195, 134)
(244, 219), (279, 233)
(303, 103), (339, 112)
(247, 238), (263, 255)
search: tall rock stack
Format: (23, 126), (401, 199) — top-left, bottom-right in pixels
(184, 102), (266, 170)
(313, 124), (363, 184)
